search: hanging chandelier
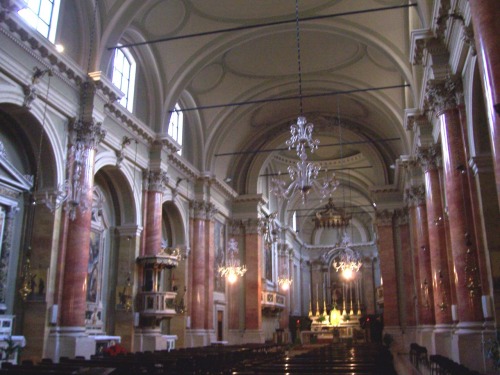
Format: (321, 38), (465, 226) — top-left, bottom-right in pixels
(270, 2), (339, 204)
(333, 244), (362, 280)
(277, 243), (293, 291)
(277, 257), (293, 291)
(332, 232), (362, 279)
(313, 198), (351, 229)
(218, 238), (247, 283)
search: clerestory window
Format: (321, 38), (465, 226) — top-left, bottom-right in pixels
(18, 0), (61, 43)
(112, 46), (136, 112)
(168, 103), (183, 155)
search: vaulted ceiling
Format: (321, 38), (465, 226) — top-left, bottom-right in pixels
(93, 0), (417, 243)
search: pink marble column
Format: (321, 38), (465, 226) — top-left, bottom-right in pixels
(204, 215), (215, 331)
(228, 221), (241, 331)
(190, 201), (207, 330)
(243, 219), (262, 331)
(468, 1), (500, 208)
(418, 146), (453, 324)
(375, 210), (399, 327)
(144, 171), (167, 257)
(426, 78), (483, 323)
(396, 209), (418, 327)
(407, 187), (435, 325)
(60, 118), (105, 327)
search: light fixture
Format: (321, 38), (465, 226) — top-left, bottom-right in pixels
(313, 198), (351, 229)
(218, 238), (246, 283)
(332, 234), (362, 278)
(277, 245), (293, 291)
(270, 0), (339, 204)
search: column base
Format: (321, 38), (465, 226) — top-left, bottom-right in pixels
(417, 324), (434, 352)
(45, 327), (95, 362)
(134, 327), (178, 352)
(241, 329), (265, 344)
(432, 324), (453, 357)
(451, 322), (488, 373)
(383, 326), (404, 352)
(185, 329), (215, 347)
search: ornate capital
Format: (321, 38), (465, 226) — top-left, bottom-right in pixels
(69, 117), (106, 150)
(243, 218), (260, 234)
(228, 219), (242, 236)
(425, 76), (463, 115)
(417, 145), (441, 171)
(375, 210), (394, 226)
(394, 207), (409, 226)
(191, 200), (217, 220)
(405, 185), (426, 207)
(146, 170), (168, 192)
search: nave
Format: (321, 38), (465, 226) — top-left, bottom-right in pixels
(0, 342), (397, 375)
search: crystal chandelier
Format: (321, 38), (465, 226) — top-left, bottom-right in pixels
(218, 238), (247, 283)
(270, 2), (339, 204)
(333, 233), (362, 280)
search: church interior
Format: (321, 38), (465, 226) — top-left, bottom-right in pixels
(0, 0), (499, 373)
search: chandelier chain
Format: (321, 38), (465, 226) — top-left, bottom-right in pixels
(295, 0), (303, 115)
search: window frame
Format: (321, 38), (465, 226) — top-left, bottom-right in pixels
(111, 45), (137, 113)
(168, 103), (184, 155)
(18, 0), (61, 43)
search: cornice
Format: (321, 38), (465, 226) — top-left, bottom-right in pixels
(1, 15), (85, 89)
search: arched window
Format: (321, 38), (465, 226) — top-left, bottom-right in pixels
(292, 211), (297, 232)
(168, 103), (183, 155)
(18, 0), (61, 43)
(112, 46), (136, 112)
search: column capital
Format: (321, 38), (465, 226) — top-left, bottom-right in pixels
(145, 170), (168, 192)
(417, 145), (441, 171)
(242, 218), (261, 234)
(394, 207), (409, 226)
(69, 117), (106, 150)
(375, 210), (394, 226)
(425, 76), (463, 115)
(405, 184), (426, 207)
(191, 200), (217, 220)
